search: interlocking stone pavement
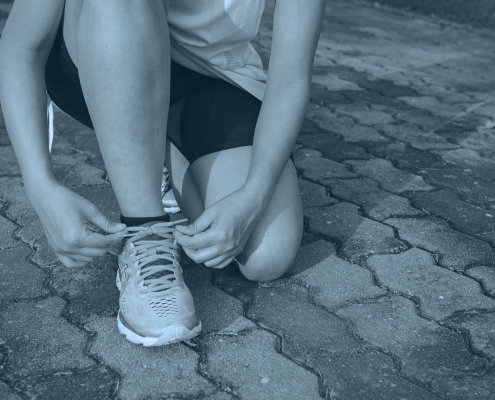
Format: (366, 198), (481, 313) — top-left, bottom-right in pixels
(1, 0), (495, 398)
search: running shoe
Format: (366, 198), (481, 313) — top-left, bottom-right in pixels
(161, 167), (181, 214)
(116, 220), (201, 346)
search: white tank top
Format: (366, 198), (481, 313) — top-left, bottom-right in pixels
(164, 0), (267, 100)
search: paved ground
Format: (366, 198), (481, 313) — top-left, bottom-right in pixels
(1, 0), (495, 399)
(360, 0), (495, 30)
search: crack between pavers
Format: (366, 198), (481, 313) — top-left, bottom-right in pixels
(462, 268), (495, 300)
(352, 275), (495, 371)
(291, 282), (446, 399)
(301, 178), (495, 308)
(305, 219), (410, 263)
(310, 134), (492, 219)
(0, 174), (22, 179)
(379, 133), (461, 153)
(443, 310), (495, 365)
(387, 220), (495, 274)
(0, 212), (26, 252)
(416, 170), (495, 205)
(182, 342), (241, 399)
(294, 263), (492, 395)
(212, 265), (448, 399)
(291, 275), (389, 315)
(372, 235), (495, 301)
(7, 367), (119, 400)
(0, 376), (30, 400)
(52, 285), (126, 400)
(404, 189), (495, 233)
(320, 185), (428, 225)
(234, 317), (330, 400)
(22, 243), (124, 400)
(77, 328), (121, 400)
(429, 101), (487, 135)
(321, 296), (446, 400)
(209, 278), (329, 399)
(321, 167), (495, 263)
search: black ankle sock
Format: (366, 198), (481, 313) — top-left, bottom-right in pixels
(120, 214), (170, 227)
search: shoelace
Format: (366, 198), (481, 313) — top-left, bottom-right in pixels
(121, 220), (187, 296)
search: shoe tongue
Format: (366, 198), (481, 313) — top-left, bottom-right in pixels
(135, 222), (176, 286)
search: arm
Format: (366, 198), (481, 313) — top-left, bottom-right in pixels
(0, 0), (64, 188)
(0, 1), (125, 267)
(245, 0), (327, 207)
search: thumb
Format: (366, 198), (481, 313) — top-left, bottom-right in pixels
(175, 212), (212, 235)
(86, 207), (126, 234)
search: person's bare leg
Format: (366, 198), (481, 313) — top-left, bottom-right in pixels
(66, 0), (170, 217)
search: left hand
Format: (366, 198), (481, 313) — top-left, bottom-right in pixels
(174, 187), (264, 269)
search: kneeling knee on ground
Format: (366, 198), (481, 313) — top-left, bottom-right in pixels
(237, 248), (297, 282)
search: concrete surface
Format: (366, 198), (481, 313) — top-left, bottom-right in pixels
(359, 0), (495, 30)
(1, 0), (495, 398)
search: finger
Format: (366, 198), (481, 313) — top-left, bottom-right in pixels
(70, 254), (94, 262)
(204, 255), (235, 269)
(174, 229), (219, 250)
(57, 253), (88, 268)
(85, 205), (127, 234)
(181, 245), (221, 265)
(103, 231), (128, 246)
(77, 247), (108, 258)
(175, 211), (213, 235)
(80, 231), (125, 249)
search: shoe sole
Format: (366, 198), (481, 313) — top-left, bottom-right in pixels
(117, 313), (202, 347)
(116, 269), (201, 346)
(163, 205), (181, 214)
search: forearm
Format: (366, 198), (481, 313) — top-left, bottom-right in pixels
(0, 56), (55, 193)
(245, 79), (310, 205)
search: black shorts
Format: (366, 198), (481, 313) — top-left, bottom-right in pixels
(45, 16), (262, 164)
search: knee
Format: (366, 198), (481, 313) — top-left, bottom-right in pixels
(238, 247), (298, 282)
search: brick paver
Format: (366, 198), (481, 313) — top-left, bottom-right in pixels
(295, 254), (386, 310)
(306, 202), (408, 261)
(0, 297), (95, 380)
(2, 0), (495, 398)
(0, 247), (48, 300)
(338, 296), (495, 400)
(326, 177), (424, 220)
(0, 215), (17, 249)
(87, 317), (217, 400)
(467, 266), (495, 296)
(200, 329), (321, 399)
(386, 216), (495, 271)
(345, 158), (434, 193)
(367, 248), (495, 320)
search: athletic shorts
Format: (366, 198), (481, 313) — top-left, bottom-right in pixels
(45, 15), (262, 164)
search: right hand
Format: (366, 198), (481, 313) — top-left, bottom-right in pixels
(28, 180), (127, 268)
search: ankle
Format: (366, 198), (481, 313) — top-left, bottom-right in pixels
(120, 214), (170, 227)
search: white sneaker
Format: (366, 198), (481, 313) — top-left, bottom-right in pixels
(116, 221), (201, 346)
(161, 167), (180, 214)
